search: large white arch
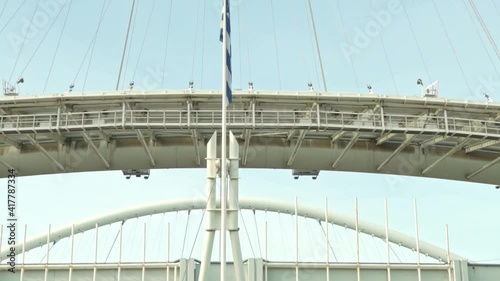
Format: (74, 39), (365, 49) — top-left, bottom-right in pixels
(0, 197), (464, 262)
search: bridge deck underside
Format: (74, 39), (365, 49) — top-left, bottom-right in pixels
(0, 91), (497, 184)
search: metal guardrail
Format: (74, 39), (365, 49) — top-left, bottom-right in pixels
(0, 109), (499, 138)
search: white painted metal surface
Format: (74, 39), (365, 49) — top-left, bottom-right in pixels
(0, 90), (497, 184)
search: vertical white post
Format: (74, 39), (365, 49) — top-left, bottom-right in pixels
(69, 224), (74, 281)
(0, 224), (3, 254)
(228, 131), (245, 281)
(167, 222), (170, 281)
(295, 197), (299, 281)
(118, 223), (123, 281)
(414, 199), (421, 281)
(265, 220), (268, 281)
(325, 197), (329, 281)
(220, 1), (229, 280)
(199, 133), (217, 281)
(44, 224), (51, 281)
(20, 224), (27, 281)
(446, 225), (452, 281)
(93, 224), (98, 281)
(142, 223), (146, 281)
(174, 266), (177, 281)
(385, 199), (391, 281)
(355, 199), (360, 281)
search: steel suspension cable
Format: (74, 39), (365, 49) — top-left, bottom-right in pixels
(0, 0), (26, 35)
(493, 0), (500, 16)
(303, 0), (320, 91)
(431, 0), (474, 98)
(307, 0), (328, 92)
(82, 0), (111, 92)
(369, 1), (399, 94)
(116, 0), (136, 90)
(0, 0), (9, 21)
(269, 0), (282, 89)
(400, 1), (432, 83)
(318, 221), (339, 262)
(17, 0), (69, 82)
(161, 0), (173, 89)
(252, 210), (263, 258)
(460, 0), (500, 79)
(72, 0), (112, 87)
(334, 0), (361, 92)
(243, 1), (252, 83)
(237, 3), (243, 89)
(200, 0), (207, 88)
(240, 211), (256, 257)
(180, 210), (191, 257)
(132, 0), (157, 82)
(468, 0), (500, 59)
(190, 0), (201, 82)
(43, 0), (73, 94)
(104, 222), (123, 263)
(8, 0), (41, 84)
(121, 0), (140, 89)
(290, 1), (311, 83)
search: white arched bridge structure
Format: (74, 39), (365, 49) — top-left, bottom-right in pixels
(0, 196), (495, 281)
(0, 90), (498, 184)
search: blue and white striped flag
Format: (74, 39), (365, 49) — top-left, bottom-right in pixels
(220, 0), (232, 104)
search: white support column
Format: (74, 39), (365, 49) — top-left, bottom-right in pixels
(295, 197), (299, 281)
(265, 221), (268, 281)
(325, 197), (330, 281)
(118, 223), (123, 281)
(167, 222), (170, 281)
(446, 225), (452, 281)
(93, 224), (98, 281)
(199, 133), (218, 281)
(44, 224), (51, 281)
(229, 131), (245, 281)
(69, 224), (74, 281)
(385, 200), (391, 281)
(20, 224), (27, 281)
(414, 200), (422, 281)
(142, 223), (146, 281)
(355, 199), (360, 281)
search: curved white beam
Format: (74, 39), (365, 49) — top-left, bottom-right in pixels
(0, 197), (464, 262)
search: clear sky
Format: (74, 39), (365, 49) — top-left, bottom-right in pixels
(0, 0), (499, 264)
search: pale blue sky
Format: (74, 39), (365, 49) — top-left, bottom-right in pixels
(0, 0), (499, 263)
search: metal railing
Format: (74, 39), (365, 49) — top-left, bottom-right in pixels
(1, 109), (499, 138)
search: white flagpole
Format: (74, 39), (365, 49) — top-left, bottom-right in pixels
(221, 0), (229, 280)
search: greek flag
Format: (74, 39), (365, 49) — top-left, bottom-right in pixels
(220, 0), (232, 104)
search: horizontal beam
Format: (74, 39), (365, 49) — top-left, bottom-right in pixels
(330, 131), (345, 143)
(421, 135), (448, 148)
(465, 139), (500, 153)
(376, 133), (397, 145)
